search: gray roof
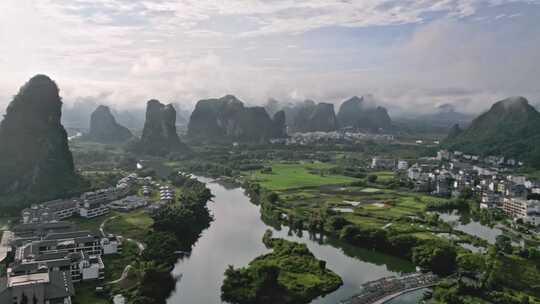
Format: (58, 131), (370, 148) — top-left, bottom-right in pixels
(0, 271), (74, 303)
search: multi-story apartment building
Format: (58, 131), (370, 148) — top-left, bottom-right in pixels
(503, 198), (540, 226)
(21, 199), (79, 224)
(79, 201), (109, 219)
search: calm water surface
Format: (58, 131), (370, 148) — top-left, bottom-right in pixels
(167, 177), (415, 304)
(434, 210), (503, 244)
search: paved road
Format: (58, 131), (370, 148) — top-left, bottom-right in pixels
(107, 265), (133, 285)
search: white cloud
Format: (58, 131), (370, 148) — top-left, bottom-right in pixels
(0, 0), (539, 116)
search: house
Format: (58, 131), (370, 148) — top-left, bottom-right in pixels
(506, 184), (528, 198)
(10, 222), (78, 247)
(407, 164), (422, 180)
(9, 250), (105, 283)
(79, 201), (109, 219)
(11, 231), (109, 283)
(15, 231), (103, 262)
(433, 172), (452, 197)
(108, 196), (148, 212)
(502, 198), (540, 226)
(371, 157), (396, 170)
(437, 150), (451, 161)
(397, 160), (409, 170)
(101, 235), (122, 255)
(21, 199), (79, 224)
(480, 192), (503, 209)
(0, 268), (74, 304)
(159, 186), (175, 202)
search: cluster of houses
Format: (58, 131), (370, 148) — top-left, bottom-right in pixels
(20, 173), (161, 225)
(159, 186), (175, 202)
(0, 221), (121, 303)
(270, 131), (395, 145)
(400, 150), (540, 226)
(0, 173), (180, 302)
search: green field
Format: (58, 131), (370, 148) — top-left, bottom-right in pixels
(70, 214), (110, 234)
(245, 162), (456, 243)
(371, 171), (395, 182)
(249, 162), (357, 190)
(105, 211), (153, 241)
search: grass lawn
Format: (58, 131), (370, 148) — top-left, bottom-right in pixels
(70, 214), (112, 234)
(249, 163), (357, 191)
(105, 211), (153, 241)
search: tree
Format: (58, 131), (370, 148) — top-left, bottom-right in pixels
(413, 242), (457, 275)
(142, 231), (181, 266)
(495, 235), (512, 255)
(266, 192), (279, 204)
(367, 175), (378, 183)
(457, 253), (486, 273)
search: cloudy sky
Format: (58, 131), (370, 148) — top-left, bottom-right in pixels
(1, 0), (540, 115)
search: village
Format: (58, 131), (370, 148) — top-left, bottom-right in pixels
(0, 172), (177, 303)
(372, 149), (540, 228)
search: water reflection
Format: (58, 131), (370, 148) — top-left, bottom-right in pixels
(167, 178), (414, 304)
(434, 210), (503, 244)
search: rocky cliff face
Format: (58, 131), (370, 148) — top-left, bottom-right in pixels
(188, 95), (286, 142)
(136, 100), (187, 156)
(337, 96), (392, 132)
(290, 101), (338, 133)
(87, 105), (132, 143)
(0, 75), (80, 202)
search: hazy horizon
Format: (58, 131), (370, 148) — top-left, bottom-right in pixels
(2, 0), (540, 116)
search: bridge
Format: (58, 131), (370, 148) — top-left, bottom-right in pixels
(339, 272), (438, 304)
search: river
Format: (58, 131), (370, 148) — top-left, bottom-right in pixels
(166, 177), (416, 304)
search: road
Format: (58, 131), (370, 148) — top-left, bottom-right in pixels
(107, 265), (133, 285)
(100, 216), (146, 285)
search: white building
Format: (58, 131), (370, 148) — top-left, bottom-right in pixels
(503, 198), (540, 226)
(101, 235), (122, 255)
(397, 160), (409, 170)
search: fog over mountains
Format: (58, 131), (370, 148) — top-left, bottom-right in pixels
(52, 94), (479, 135)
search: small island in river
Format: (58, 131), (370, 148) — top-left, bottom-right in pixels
(221, 230), (343, 304)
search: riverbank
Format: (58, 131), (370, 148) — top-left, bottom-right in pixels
(165, 175), (415, 304)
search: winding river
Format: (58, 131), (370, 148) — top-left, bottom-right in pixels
(166, 177), (417, 304)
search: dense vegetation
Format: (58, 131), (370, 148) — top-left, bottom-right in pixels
(445, 97), (540, 168)
(221, 230), (342, 304)
(0, 75), (86, 211)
